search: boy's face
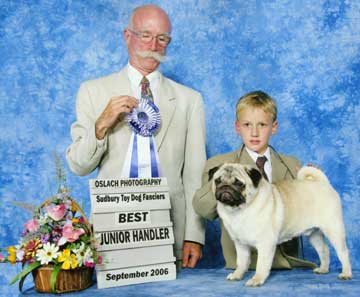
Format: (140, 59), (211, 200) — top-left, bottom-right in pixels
(235, 108), (278, 155)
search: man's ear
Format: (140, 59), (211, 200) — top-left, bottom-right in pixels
(208, 166), (220, 181)
(124, 29), (131, 45)
(245, 167), (262, 188)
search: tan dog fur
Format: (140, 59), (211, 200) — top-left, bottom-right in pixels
(212, 164), (352, 286)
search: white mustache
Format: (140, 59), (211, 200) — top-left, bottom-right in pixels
(136, 50), (166, 62)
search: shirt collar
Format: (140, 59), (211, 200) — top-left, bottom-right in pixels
(127, 62), (160, 87)
(245, 146), (271, 163)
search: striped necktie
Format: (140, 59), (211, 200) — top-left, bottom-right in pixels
(140, 76), (154, 102)
(256, 156), (268, 181)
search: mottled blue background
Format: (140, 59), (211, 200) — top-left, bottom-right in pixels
(1, 0), (359, 294)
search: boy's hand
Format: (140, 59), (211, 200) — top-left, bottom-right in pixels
(296, 162), (321, 172)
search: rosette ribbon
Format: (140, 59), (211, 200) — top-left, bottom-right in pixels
(122, 99), (161, 178)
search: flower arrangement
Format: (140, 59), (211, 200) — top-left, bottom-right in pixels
(1, 156), (101, 293)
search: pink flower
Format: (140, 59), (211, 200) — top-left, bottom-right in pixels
(46, 203), (66, 221)
(84, 261), (95, 268)
(24, 218), (39, 232)
(58, 222), (85, 246)
(97, 255), (103, 265)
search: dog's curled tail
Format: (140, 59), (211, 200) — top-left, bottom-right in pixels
(297, 166), (330, 183)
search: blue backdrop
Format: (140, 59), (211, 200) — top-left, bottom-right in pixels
(1, 0), (359, 293)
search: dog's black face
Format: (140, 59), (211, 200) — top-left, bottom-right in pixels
(214, 177), (246, 206)
(210, 164), (262, 207)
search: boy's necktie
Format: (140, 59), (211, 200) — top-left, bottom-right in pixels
(140, 76), (154, 102)
(256, 156), (268, 181)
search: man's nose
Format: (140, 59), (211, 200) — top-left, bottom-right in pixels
(150, 37), (158, 51)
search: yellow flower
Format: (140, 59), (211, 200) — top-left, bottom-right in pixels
(72, 218), (79, 224)
(7, 246), (16, 264)
(57, 249), (78, 270)
(8, 246), (15, 254)
(71, 203), (78, 212)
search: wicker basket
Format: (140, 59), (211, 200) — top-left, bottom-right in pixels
(32, 265), (94, 293)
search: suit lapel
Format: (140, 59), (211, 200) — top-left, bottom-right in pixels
(237, 147), (255, 165)
(115, 68), (133, 95)
(270, 150), (288, 182)
(237, 146), (289, 182)
(154, 74), (176, 150)
(112, 68), (133, 137)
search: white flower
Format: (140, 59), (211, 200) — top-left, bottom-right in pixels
(74, 244), (95, 267)
(83, 247), (95, 266)
(36, 242), (60, 265)
(37, 213), (49, 226)
(16, 249), (25, 262)
(73, 242), (87, 267)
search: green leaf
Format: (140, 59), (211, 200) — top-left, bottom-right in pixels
(10, 201), (37, 213)
(9, 261), (42, 292)
(18, 274), (27, 293)
(50, 264), (62, 293)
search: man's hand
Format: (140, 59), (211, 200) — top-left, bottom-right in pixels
(95, 96), (138, 139)
(182, 241), (202, 268)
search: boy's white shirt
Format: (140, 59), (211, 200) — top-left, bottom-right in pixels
(245, 146), (272, 182)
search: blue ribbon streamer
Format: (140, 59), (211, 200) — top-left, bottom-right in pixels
(150, 136), (159, 177)
(126, 99), (161, 178)
(129, 134), (138, 178)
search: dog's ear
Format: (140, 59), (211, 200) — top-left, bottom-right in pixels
(245, 167), (262, 188)
(208, 166), (221, 181)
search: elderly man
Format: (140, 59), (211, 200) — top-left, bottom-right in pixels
(66, 4), (206, 268)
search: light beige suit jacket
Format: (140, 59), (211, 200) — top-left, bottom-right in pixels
(193, 146), (316, 270)
(66, 67), (206, 259)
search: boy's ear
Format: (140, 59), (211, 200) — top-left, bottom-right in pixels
(235, 120), (241, 134)
(272, 120), (278, 135)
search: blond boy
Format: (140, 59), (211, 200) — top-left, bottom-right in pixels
(193, 91), (315, 270)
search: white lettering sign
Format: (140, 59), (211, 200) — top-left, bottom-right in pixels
(97, 245), (175, 270)
(96, 262), (176, 289)
(118, 211), (150, 224)
(92, 210), (170, 232)
(90, 177), (176, 289)
(96, 226), (174, 251)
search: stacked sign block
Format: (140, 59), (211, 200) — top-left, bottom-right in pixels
(89, 177), (176, 289)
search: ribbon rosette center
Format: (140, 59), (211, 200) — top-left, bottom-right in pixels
(137, 111), (149, 123)
(126, 99), (160, 137)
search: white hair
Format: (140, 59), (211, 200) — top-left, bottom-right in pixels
(135, 50), (167, 62)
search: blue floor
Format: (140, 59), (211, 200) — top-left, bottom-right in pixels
(1, 265), (359, 297)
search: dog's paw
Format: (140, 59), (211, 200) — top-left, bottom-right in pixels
(338, 272), (352, 280)
(226, 271), (243, 281)
(245, 276), (265, 287)
(313, 267), (329, 274)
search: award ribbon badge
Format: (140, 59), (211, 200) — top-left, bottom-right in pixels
(121, 99), (161, 178)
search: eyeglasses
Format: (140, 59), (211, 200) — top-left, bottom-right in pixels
(127, 28), (171, 47)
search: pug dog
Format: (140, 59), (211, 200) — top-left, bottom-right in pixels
(211, 163), (352, 287)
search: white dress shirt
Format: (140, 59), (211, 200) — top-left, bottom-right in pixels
(127, 63), (160, 105)
(245, 146), (273, 182)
